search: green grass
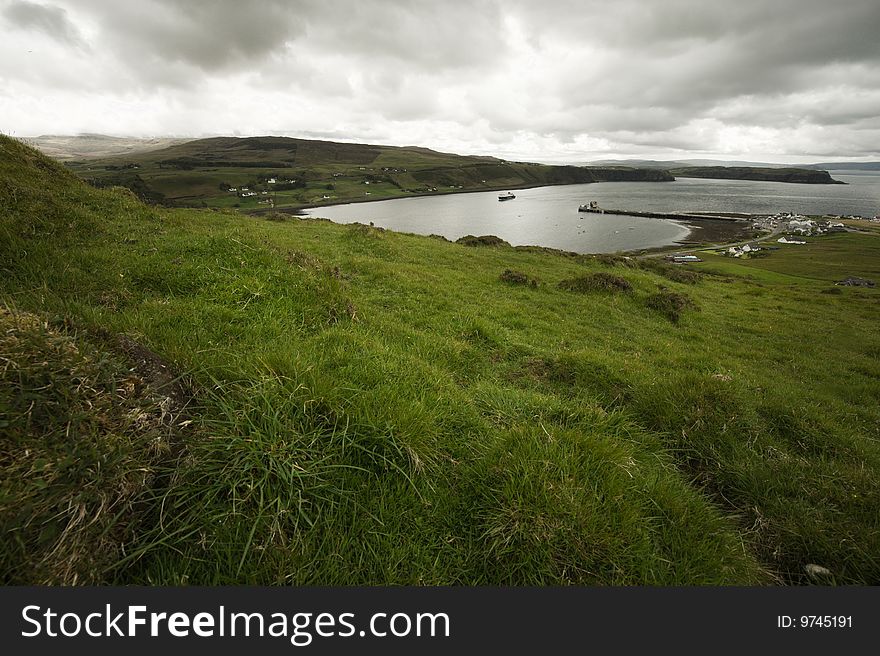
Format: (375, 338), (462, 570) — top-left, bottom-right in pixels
(3, 135), (880, 585)
(698, 233), (880, 282)
(0, 307), (181, 584)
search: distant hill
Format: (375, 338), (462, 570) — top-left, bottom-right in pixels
(805, 162), (880, 171)
(669, 166), (843, 184)
(592, 159), (843, 184)
(24, 134), (192, 161)
(64, 136), (673, 209)
(593, 157), (880, 173)
(590, 158), (791, 169)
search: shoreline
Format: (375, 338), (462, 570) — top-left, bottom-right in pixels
(248, 183), (766, 256)
(244, 178), (675, 216)
(280, 212), (752, 257)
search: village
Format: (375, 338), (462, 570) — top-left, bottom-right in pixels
(661, 211), (865, 265)
(720, 213), (848, 258)
(658, 211), (877, 288)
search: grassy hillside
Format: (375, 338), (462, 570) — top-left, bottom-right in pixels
(670, 166), (843, 184)
(2, 135), (879, 585)
(64, 136), (673, 210)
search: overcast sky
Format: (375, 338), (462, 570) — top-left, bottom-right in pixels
(1, 0), (879, 163)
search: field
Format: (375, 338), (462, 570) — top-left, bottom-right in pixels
(697, 233), (880, 282)
(2, 135), (879, 585)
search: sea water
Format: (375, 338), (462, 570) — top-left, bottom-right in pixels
(304, 171), (880, 253)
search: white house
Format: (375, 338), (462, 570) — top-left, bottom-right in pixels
(788, 219), (814, 234)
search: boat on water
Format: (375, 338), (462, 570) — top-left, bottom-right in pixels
(498, 192), (516, 201)
(578, 200), (603, 213)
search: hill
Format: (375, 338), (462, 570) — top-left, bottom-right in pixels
(63, 135), (672, 209)
(594, 159), (868, 180)
(669, 166), (843, 184)
(2, 135), (879, 585)
(591, 158), (790, 169)
(806, 161), (880, 171)
(25, 134), (191, 161)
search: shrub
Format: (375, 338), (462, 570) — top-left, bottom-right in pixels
(456, 234), (510, 247)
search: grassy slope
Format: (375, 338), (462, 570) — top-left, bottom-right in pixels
(3, 136), (879, 585)
(65, 136), (672, 210)
(699, 234), (880, 282)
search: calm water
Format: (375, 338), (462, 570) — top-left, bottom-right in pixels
(305, 171), (880, 254)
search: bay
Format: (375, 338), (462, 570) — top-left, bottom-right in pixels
(304, 171), (880, 254)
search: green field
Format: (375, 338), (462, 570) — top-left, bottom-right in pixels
(3, 136), (879, 585)
(697, 233), (880, 281)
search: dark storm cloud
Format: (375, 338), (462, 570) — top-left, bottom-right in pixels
(2, 0), (85, 48)
(71, 0), (507, 81)
(75, 0), (306, 74)
(301, 1), (507, 70)
(520, 0), (880, 114)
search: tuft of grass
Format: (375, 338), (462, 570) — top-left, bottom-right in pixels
(456, 234), (511, 248)
(558, 272), (633, 293)
(639, 259), (703, 284)
(499, 269), (539, 287)
(592, 254), (635, 268)
(645, 290), (699, 322)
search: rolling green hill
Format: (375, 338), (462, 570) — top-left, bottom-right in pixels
(65, 135), (673, 210)
(2, 135), (879, 585)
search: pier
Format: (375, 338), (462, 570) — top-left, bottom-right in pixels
(579, 207), (748, 222)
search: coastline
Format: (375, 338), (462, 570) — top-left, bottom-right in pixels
(675, 217), (754, 245)
(244, 178), (675, 216)
(249, 180), (761, 255)
(276, 210), (752, 257)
